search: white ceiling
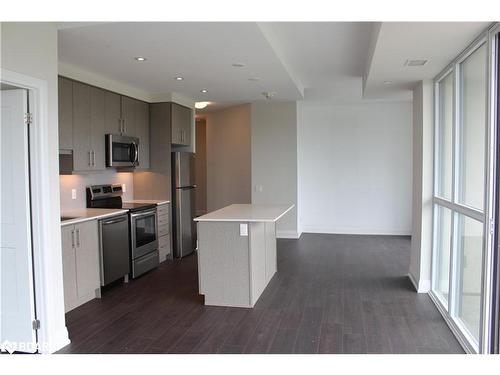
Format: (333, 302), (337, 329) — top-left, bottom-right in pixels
(58, 21), (491, 108)
(58, 22), (303, 103)
(364, 22), (490, 100)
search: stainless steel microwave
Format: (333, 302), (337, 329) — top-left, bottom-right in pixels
(105, 134), (140, 168)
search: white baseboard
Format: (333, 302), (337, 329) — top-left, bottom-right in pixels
(39, 327), (70, 354)
(277, 230), (301, 239)
(408, 272), (431, 293)
(300, 225), (411, 236)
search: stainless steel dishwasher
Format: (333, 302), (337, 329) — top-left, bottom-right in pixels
(99, 214), (130, 286)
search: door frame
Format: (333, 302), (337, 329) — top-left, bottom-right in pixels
(1, 68), (70, 353)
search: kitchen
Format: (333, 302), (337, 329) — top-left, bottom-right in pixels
(2, 19), (497, 358)
(58, 76), (204, 312)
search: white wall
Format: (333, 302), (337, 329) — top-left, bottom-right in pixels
(251, 102), (298, 238)
(59, 171), (134, 211)
(1, 22), (68, 352)
(204, 104), (251, 211)
(297, 100), (412, 235)
(409, 80), (434, 292)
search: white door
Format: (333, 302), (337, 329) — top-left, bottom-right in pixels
(0, 89), (37, 353)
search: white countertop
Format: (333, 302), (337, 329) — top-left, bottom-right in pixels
(60, 208), (128, 227)
(124, 199), (170, 206)
(194, 204), (294, 223)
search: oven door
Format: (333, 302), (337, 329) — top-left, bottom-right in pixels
(106, 134), (139, 167)
(130, 209), (158, 259)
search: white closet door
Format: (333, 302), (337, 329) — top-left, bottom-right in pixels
(0, 89), (37, 353)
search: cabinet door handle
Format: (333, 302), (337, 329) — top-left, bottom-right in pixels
(71, 229), (75, 248)
(123, 119), (126, 134)
(88, 151), (92, 166)
(76, 229), (80, 247)
(92, 150), (95, 167)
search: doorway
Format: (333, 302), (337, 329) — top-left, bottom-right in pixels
(0, 85), (38, 353)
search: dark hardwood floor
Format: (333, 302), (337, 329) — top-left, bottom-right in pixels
(57, 233), (464, 354)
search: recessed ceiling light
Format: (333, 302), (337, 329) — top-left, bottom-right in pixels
(232, 63), (245, 68)
(383, 81), (392, 85)
(134, 57), (147, 61)
(200, 89), (208, 93)
(174, 76), (184, 81)
(404, 59), (428, 67)
(195, 102), (210, 109)
(248, 77), (260, 82)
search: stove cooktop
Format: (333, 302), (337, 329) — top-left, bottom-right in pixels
(121, 202), (157, 212)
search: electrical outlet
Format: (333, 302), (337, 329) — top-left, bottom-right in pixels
(240, 223), (248, 236)
(122, 184), (126, 193)
(71, 189), (77, 200)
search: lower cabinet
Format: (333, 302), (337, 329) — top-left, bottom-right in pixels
(61, 220), (101, 312)
(157, 203), (171, 262)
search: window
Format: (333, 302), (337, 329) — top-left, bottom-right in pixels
(457, 44), (487, 210)
(431, 39), (490, 354)
(455, 214), (484, 343)
(433, 205), (452, 306)
(436, 72), (454, 200)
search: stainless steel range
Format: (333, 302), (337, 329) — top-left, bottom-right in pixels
(86, 184), (159, 278)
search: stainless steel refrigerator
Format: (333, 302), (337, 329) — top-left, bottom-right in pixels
(172, 152), (197, 258)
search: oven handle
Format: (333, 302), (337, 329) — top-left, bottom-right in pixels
(130, 209), (157, 218)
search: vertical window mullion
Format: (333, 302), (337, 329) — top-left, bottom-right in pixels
(449, 64), (460, 318)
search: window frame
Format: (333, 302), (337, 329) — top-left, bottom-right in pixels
(430, 28), (496, 354)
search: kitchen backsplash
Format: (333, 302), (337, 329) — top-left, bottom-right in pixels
(60, 170), (134, 211)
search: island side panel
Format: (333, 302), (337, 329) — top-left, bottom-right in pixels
(265, 221), (277, 283)
(249, 222), (266, 306)
(197, 221), (251, 308)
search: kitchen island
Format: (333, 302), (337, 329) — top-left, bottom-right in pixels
(194, 204), (294, 308)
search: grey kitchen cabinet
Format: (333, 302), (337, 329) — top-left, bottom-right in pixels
(61, 225), (78, 312)
(72, 81), (106, 172)
(90, 86), (106, 170)
(157, 203), (171, 262)
(61, 220), (101, 313)
(133, 102), (172, 200)
(104, 90), (122, 135)
(171, 102), (192, 146)
(58, 77), (73, 150)
(121, 96), (137, 137)
(135, 100), (150, 169)
(58, 76), (150, 172)
(72, 81), (93, 171)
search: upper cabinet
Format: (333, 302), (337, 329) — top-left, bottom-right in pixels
(135, 100), (150, 170)
(58, 77), (73, 150)
(58, 76), (150, 172)
(104, 91), (122, 135)
(121, 96), (137, 138)
(171, 103), (192, 146)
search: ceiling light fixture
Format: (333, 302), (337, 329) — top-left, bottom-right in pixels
(404, 59), (428, 67)
(174, 76), (184, 81)
(195, 102), (210, 109)
(232, 63), (245, 68)
(383, 80), (392, 85)
(248, 77), (260, 82)
(262, 92), (276, 100)
(200, 89), (208, 93)
(134, 57), (147, 61)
